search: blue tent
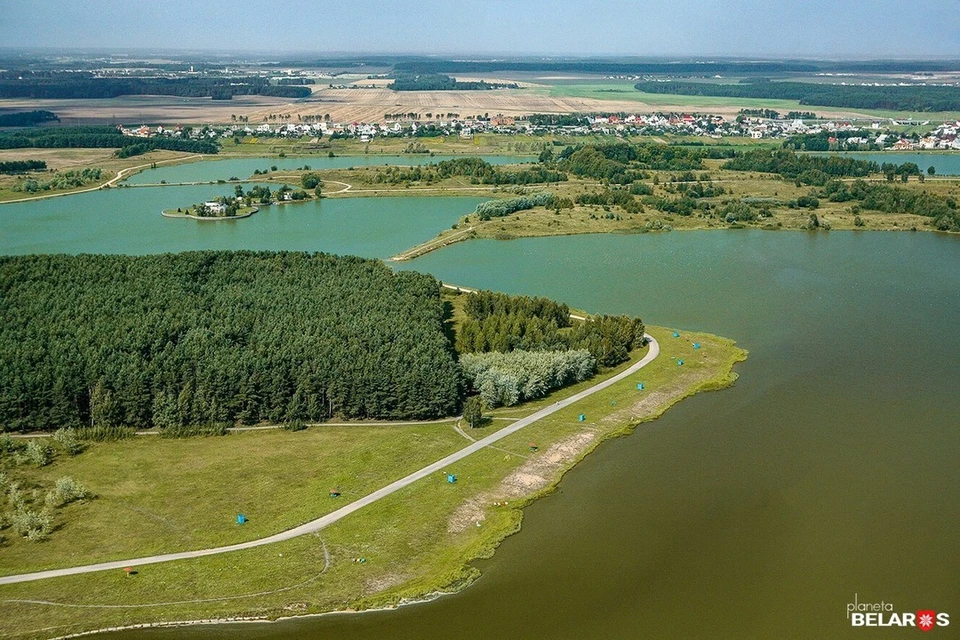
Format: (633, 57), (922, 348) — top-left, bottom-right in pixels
(637, 382), (644, 390)
(236, 513), (246, 525)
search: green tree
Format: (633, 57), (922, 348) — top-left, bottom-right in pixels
(462, 395), (484, 428)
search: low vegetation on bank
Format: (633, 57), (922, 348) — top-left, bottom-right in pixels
(0, 325), (745, 640)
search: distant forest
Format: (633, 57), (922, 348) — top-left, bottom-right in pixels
(0, 160), (46, 174)
(0, 126), (218, 155)
(0, 110), (59, 127)
(389, 73), (518, 91)
(0, 72), (311, 100)
(0, 252), (463, 432)
(390, 59), (960, 76)
(633, 80), (960, 112)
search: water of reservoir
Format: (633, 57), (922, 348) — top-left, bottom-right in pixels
(0, 186), (480, 259)
(823, 152), (960, 175)
(123, 155), (532, 185)
(92, 230), (960, 639)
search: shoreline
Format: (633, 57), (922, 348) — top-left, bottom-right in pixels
(160, 206), (258, 221)
(3, 328), (747, 639)
(391, 217), (957, 261)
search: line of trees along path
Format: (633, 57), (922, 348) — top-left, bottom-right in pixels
(0, 336), (658, 585)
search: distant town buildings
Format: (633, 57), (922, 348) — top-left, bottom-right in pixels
(116, 114), (960, 151)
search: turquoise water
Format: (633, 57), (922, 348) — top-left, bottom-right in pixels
(123, 155), (532, 185)
(0, 186), (481, 259)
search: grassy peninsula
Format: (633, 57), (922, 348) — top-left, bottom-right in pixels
(0, 252), (745, 639)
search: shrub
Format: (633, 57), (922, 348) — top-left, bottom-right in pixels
(44, 476), (90, 508)
(282, 420), (307, 432)
(53, 427), (84, 455)
(24, 440), (53, 466)
(160, 423), (230, 438)
(461, 350), (596, 408)
(74, 426), (136, 442)
(10, 507), (52, 541)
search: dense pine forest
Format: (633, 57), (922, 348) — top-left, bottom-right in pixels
(0, 252), (463, 432)
(455, 290), (645, 367)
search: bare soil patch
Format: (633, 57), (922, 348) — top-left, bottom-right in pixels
(447, 431), (596, 533)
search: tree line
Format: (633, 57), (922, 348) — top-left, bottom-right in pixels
(782, 131), (882, 152)
(473, 193), (560, 220)
(0, 126), (218, 155)
(372, 158), (566, 186)
(0, 74), (310, 100)
(556, 143), (706, 184)
(722, 149), (880, 183)
(0, 110), (59, 127)
(0, 252), (463, 432)
(11, 168), (102, 193)
(455, 290), (645, 368)
(388, 73), (519, 91)
(633, 80), (960, 112)
(0, 160), (46, 174)
(820, 179), (959, 231)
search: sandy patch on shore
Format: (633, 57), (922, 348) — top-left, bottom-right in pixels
(447, 431), (596, 533)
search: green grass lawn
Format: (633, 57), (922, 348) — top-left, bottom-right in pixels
(0, 326), (745, 639)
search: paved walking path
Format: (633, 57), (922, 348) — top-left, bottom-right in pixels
(0, 336), (658, 585)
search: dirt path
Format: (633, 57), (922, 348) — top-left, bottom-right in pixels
(0, 336), (658, 586)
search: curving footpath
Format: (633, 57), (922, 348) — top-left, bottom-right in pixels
(0, 155), (206, 205)
(0, 335), (658, 586)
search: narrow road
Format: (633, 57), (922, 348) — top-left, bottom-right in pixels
(0, 336), (659, 585)
(391, 226), (475, 261)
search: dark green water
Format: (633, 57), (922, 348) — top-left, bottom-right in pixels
(123, 155), (532, 185)
(99, 230), (960, 639)
(0, 186), (480, 259)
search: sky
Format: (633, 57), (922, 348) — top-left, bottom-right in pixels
(0, 0), (957, 58)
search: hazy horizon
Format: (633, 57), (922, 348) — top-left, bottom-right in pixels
(1, 0), (957, 58)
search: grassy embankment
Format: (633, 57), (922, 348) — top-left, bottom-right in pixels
(0, 321), (745, 639)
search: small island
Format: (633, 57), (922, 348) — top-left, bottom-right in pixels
(162, 181), (322, 220)
(162, 200), (259, 220)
